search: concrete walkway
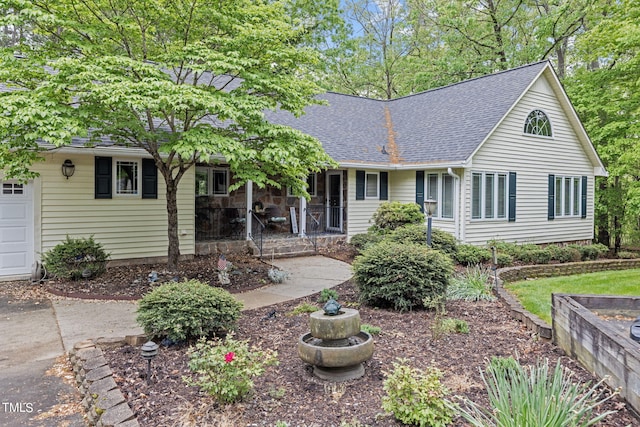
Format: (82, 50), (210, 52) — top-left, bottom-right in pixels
(0, 255), (352, 426)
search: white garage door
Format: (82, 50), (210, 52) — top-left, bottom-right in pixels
(0, 182), (33, 277)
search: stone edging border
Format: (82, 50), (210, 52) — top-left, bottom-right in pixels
(69, 335), (146, 427)
(494, 258), (640, 340)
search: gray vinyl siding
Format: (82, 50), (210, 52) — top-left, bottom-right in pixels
(463, 75), (595, 245)
(35, 152), (195, 261)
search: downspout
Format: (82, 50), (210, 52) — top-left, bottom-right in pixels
(447, 168), (462, 241)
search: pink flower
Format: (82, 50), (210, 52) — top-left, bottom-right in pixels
(224, 352), (235, 363)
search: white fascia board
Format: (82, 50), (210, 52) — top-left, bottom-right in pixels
(338, 160), (469, 170)
(43, 145), (226, 162)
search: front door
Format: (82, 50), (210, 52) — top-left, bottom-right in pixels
(326, 172), (343, 232)
(0, 182), (33, 276)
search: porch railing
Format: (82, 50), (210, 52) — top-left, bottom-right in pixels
(195, 206), (246, 241)
(305, 205), (346, 237)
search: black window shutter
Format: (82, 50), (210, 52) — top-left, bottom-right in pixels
(548, 174), (555, 220)
(581, 176), (587, 219)
(141, 158), (158, 199)
(416, 171), (424, 213)
(356, 170), (365, 200)
(508, 172), (517, 222)
(95, 157), (112, 199)
(380, 172), (388, 200)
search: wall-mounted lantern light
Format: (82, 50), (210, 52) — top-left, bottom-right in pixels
(61, 159), (75, 179)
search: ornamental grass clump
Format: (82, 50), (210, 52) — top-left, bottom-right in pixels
(353, 241), (453, 312)
(136, 279), (242, 342)
(446, 264), (496, 302)
(185, 333), (278, 404)
(382, 358), (454, 427)
(458, 357), (617, 427)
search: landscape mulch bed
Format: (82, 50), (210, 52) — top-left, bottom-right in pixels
(3, 247), (639, 426)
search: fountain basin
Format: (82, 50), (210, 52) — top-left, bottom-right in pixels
(309, 308), (361, 340)
(298, 331), (374, 368)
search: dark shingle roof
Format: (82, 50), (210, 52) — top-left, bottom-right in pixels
(267, 61), (549, 166)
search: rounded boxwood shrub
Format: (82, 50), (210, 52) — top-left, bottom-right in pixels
(353, 241), (453, 312)
(349, 232), (384, 252)
(454, 244), (491, 266)
(41, 235), (110, 280)
(136, 280), (243, 342)
(385, 224), (458, 257)
(370, 201), (424, 232)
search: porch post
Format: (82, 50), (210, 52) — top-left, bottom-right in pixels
(245, 180), (253, 241)
(299, 196), (306, 237)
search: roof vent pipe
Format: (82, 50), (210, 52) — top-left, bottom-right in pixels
(447, 168), (462, 241)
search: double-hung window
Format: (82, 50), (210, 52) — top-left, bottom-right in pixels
(472, 172), (508, 220)
(552, 176), (582, 217)
(195, 167), (229, 196)
(426, 173), (454, 219)
(365, 172), (378, 199)
(116, 160), (139, 195)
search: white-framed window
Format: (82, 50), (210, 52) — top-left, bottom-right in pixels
(472, 171), (508, 220)
(115, 160), (139, 195)
(288, 173), (317, 197)
(2, 182), (24, 195)
(524, 109), (552, 137)
(426, 173), (454, 219)
(365, 172), (378, 199)
(554, 176), (581, 217)
(195, 167), (229, 196)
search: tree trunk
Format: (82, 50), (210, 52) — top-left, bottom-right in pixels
(165, 178), (181, 270)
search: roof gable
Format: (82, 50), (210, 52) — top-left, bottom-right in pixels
(267, 61), (552, 167)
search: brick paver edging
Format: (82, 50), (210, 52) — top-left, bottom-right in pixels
(494, 258), (640, 340)
(69, 337), (145, 427)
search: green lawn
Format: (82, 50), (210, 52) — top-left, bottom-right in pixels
(504, 269), (640, 324)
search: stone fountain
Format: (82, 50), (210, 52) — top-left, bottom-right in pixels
(298, 298), (374, 381)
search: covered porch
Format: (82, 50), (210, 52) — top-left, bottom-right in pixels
(194, 167), (348, 256)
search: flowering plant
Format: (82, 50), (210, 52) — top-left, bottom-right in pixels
(185, 333), (278, 404)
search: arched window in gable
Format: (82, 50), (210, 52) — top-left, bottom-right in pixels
(524, 110), (552, 137)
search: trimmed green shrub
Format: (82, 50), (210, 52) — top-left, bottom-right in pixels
(185, 333), (278, 404)
(522, 247), (552, 264)
(547, 245), (582, 263)
(455, 244), (491, 266)
(349, 232), (383, 252)
(458, 358), (616, 427)
(570, 243), (609, 261)
(41, 235), (110, 280)
(384, 224), (458, 257)
(431, 228), (459, 257)
(382, 358), (454, 427)
(136, 280), (242, 341)
(370, 201), (423, 232)
(318, 288), (339, 303)
(447, 265), (496, 302)
(353, 241), (453, 312)
(496, 252), (513, 267)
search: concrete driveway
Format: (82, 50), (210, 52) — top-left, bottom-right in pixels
(0, 296), (143, 426)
